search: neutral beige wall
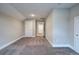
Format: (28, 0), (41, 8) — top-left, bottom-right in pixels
(45, 12), (53, 45)
(46, 8), (70, 47)
(0, 13), (24, 48)
(52, 9), (70, 46)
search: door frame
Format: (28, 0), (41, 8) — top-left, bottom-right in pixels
(74, 16), (79, 53)
(36, 20), (45, 37)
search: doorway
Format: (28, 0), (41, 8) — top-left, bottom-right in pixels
(36, 21), (45, 37)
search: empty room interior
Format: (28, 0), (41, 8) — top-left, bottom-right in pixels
(0, 3), (79, 55)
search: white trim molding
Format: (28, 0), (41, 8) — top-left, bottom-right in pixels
(0, 35), (24, 50)
(68, 45), (79, 53)
(53, 44), (79, 53)
(46, 38), (53, 47)
(53, 44), (70, 47)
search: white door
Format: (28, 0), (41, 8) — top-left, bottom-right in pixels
(37, 22), (44, 36)
(74, 16), (79, 53)
(25, 20), (33, 37)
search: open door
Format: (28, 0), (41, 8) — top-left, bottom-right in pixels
(36, 21), (45, 37)
(74, 16), (79, 53)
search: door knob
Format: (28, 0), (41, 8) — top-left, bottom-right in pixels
(76, 34), (78, 36)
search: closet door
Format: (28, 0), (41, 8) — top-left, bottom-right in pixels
(25, 20), (34, 37)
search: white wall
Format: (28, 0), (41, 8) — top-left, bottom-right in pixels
(46, 5), (79, 53)
(46, 8), (70, 47)
(53, 9), (70, 46)
(25, 20), (36, 37)
(0, 13), (24, 49)
(45, 12), (53, 45)
(69, 5), (79, 48)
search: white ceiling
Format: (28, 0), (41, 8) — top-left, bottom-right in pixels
(0, 3), (77, 20)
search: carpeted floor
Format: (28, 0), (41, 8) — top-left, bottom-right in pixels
(0, 37), (78, 55)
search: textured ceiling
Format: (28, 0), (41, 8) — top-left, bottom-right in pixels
(0, 3), (77, 20)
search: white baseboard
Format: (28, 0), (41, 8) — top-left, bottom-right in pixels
(53, 44), (70, 47)
(24, 35), (35, 37)
(73, 49), (79, 53)
(68, 45), (79, 53)
(46, 38), (53, 47)
(45, 38), (79, 53)
(0, 35), (24, 50)
(53, 44), (74, 50)
(68, 45), (74, 50)
(53, 44), (79, 53)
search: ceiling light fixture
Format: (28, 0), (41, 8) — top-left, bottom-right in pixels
(30, 14), (35, 17)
